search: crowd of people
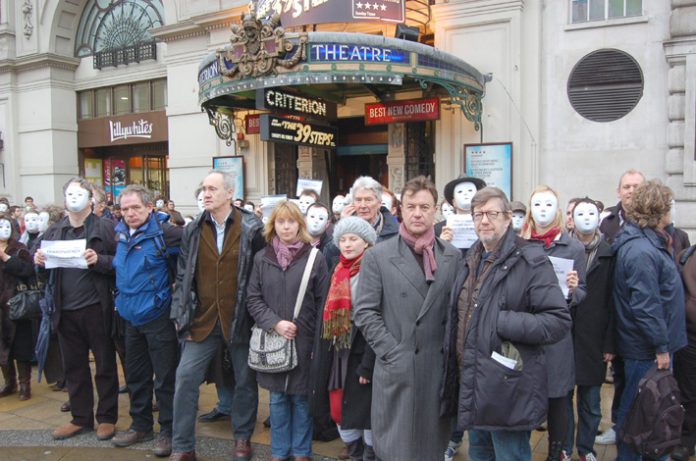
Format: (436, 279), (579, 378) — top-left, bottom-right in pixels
(0, 168), (693, 461)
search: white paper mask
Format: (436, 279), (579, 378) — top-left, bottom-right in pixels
(65, 183), (91, 213)
(381, 193), (393, 211)
(530, 191), (558, 228)
(511, 211), (525, 232)
(0, 204), (7, 213)
(306, 207), (329, 236)
(197, 191), (205, 213)
(441, 202), (455, 218)
(332, 195), (346, 214)
(453, 181), (477, 210)
(156, 199), (165, 209)
(573, 202), (599, 234)
(0, 220), (12, 241)
(38, 211), (50, 233)
(243, 204), (254, 212)
(298, 195), (316, 214)
(24, 212), (40, 233)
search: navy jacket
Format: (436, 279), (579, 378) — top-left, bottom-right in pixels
(612, 223), (687, 360)
(113, 212), (182, 326)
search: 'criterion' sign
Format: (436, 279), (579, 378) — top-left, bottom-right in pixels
(260, 115), (337, 149)
(364, 98), (440, 125)
(256, 88), (337, 120)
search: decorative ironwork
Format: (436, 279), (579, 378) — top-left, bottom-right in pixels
(216, 5), (307, 80)
(93, 41), (156, 69)
(75, 0), (164, 58)
(205, 107), (236, 147)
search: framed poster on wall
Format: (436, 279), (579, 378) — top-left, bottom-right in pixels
(212, 156), (245, 200)
(463, 143), (513, 200)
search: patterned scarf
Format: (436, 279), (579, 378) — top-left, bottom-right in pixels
(272, 236), (304, 271)
(530, 226), (561, 249)
(399, 222), (437, 282)
(322, 253), (364, 349)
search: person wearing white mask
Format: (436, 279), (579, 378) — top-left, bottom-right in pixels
(437, 175), (486, 248)
(0, 197), (10, 214)
(34, 177), (119, 442)
(298, 189), (319, 215)
(305, 203), (332, 252)
(0, 214), (34, 402)
(332, 195), (346, 223)
(381, 188), (399, 222)
(440, 201), (455, 219)
(522, 185), (587, 461)
(565, 198), (616, 461)
(510, 201), (527, 235)
(20, 211), (41, 248)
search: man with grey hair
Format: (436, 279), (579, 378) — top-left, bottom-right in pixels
(110, 185), (182, 457)
(169, 170), (265, 461)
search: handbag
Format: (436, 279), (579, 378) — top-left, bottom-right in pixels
(248, 247), (318, 373)
(9, 275), (44, 321)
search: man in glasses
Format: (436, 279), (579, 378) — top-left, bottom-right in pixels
(441, 186), (570, 461)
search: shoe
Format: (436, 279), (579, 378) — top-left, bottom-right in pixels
(580, 453), (597, 461)
(671, 445), (695, 461)
(595, 427), (616, 445)
(60, 400), (71, 412)
(338, 444), (350, 460)
(0, 363), (17, 397)
(17, 362), (31, 401)
(112, 429), (154, 447)
(561, 450), (572, 461)
(445, 439), (462, 461)
(234, 439), (252, 461)
(96, 422), (116, 440)
(169, 451), (196, 461)
(364, 444), (376, 461)
(198, 407), (229, 423)
(53, 423), (92, 440)
(118, 385), (128, 394)
(153, 433), (172, 457)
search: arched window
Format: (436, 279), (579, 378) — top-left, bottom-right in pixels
(75, 0), (164, 58)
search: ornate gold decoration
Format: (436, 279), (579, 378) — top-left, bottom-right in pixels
(216, 3), (306, 80)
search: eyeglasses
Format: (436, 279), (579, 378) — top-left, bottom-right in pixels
(472, 210), (505, 221)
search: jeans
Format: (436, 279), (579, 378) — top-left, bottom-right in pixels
(216, 384), (233, 415)
(611, 357), (626, 423)
(171, 323), (258, 452)
(468, 429), (532, 461)
(124, 312), (178, 435)
(269, 391), (313, 458)
(565, 385), (602, 456)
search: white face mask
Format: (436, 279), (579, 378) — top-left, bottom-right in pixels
(298, 195), (316, 214)
(156, 199), (165, 209)
(243, 204), (254, 212)
(197, 191), (205, 213)
(453, 181), (477, 210)
(332, 195), (346, 214)
(381, 193), (393, 211)
(0, 204), (7, 213)
(441, 202), (455, 218)
(573, 202), (599, 234)
(65, 183), (91, 213)
(24, 212), (40, 233)
(530, 191), (558, 228)
(511, 211), (525, 232)
(306, 207), (329, 237)
(38, 211), (50, 232)
(0, 220), (12, 241)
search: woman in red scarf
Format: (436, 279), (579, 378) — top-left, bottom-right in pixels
(522, 185), (588, 461)
(313, 216), (378, 461)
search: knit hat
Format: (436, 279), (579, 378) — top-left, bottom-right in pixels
(333, 216), (378, 247)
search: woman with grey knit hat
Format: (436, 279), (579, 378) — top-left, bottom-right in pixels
(311, 216), (378, 461)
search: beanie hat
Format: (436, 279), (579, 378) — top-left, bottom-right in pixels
(333, 216), (378, 247)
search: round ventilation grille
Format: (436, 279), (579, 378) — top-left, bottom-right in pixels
(567, 49), (643, 122)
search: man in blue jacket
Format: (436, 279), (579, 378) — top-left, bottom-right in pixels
(611, 180), (687, 461)
(111, 184), (182, 457)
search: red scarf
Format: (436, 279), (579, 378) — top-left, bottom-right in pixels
(322, 253), (364, 349)
(399, 222), (437, 282)
(530, 226), (562, 249)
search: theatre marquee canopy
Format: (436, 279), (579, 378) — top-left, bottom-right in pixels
(197, 9), (487, 145)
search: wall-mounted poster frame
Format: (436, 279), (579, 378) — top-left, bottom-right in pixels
(463, 142), (513, 200)
(212, 156), (245, 200)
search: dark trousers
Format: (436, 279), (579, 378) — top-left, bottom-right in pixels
(674, 342), (696, 450)
(58, 303), (118, 428)
(611, 356), (626, 423)
(124, 311), (178, 435)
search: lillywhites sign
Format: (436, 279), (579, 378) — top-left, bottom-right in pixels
(365, 98), (440, 125)
(256, 0), (404, 27)
(260, 114), (337, 148)
(109, 119), (154, 143)
(309, 43), (408, 63)
(257, 88), (337, 119)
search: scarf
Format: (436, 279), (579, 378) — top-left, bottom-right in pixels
(571, 230), (602, 268)
(399, 222), (437, 282)
(322, 253), (364, 349)
(272, 236), (304, 271)
(530, 226), (561, 249)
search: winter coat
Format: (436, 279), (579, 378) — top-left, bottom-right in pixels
(666, 224), (691, 264)
(572, 237), (615, 386)
(353, 236), (461, 461)
(441, 227), (571, 431)
(246, 244), (329, 395)
(0, 240), (35, 365)
(612, 223), (687, 359)
(533, 231), (587, 397)
(170, 208), (265, 345)
(599, 203), (624, 243)
(310, 272), (376, 430)
(113, 212), (182, 326)
(678, 245), (696, 343)
(39, 214), (116, 336)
